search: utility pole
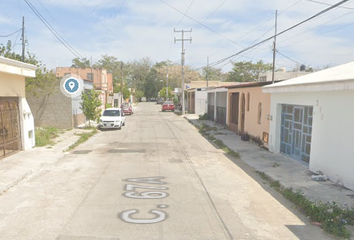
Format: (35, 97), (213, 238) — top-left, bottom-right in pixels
(120, 62), (123, 107)
(206, 56), (209, 87)
(272, 10), (278, 84)
(21, 17), (25, 62)
(174, 29), (192, 115)
(166, 65), (169, 100)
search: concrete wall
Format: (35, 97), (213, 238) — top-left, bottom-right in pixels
(27, 82), (73, 129)
(268, 90), (354, 191)
(227, 86), (271, 147)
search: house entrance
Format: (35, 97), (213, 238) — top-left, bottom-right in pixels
(280, 104), (313, 163)
(0, 97), (22, 159)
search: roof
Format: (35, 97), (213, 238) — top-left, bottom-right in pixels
(0, 56), (37, 77)
(263, 61), (354, 93)
(185, 81), (240, 89)
(225, 81), (275, 89)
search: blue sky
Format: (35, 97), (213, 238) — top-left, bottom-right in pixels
(1, 0), (354, 72)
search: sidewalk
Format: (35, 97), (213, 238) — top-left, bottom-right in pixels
(0, 127), (93, 195)
(184, 114), (354, 209)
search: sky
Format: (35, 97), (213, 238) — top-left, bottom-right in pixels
(1, 0), (354, 73)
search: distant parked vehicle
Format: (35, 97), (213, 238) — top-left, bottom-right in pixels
(157, 98), (164, 104)
(99, 108), (126, 130)
(122, 102), (134, 115)
(162, 101), (175, 112)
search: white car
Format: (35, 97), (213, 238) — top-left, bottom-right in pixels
(99, 108), (126, 130)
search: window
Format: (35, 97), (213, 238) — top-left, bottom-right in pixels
(247, 92), (250, 111)
(258, 102), (262, 124)
(87, 73), (94, 81)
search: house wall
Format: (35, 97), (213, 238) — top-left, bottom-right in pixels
(0, 73), (25, 97)
(268, 90), (354, 191)
(227, 87), (271, 147)
(195, 90), (207, 116)
(0, 58), (36, 153)
(56, 67), (112, 92)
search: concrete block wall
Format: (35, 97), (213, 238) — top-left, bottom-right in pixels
(26, 84), (73, 129)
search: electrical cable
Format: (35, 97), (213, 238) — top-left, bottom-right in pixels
(207, 0), (303, 57)
(279, 8), (354, 46)
(305, 0), (354, 10)
(175, 0), (194, 28)
(160, 0), (243, 48)
(23, 0), (83, 58)
(0, 29), (21, 38)
(208, 0), (350, 67)
(201, 0), (227, 23)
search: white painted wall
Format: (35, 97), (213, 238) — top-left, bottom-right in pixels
(195, 90), (207, 116)
(268, 90), (354, 191)
(20, 98), (35, 150)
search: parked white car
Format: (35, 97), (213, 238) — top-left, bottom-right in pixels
(99, 108), (126, 130)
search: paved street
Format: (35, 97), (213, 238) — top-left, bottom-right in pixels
(0, 102), (335, 240)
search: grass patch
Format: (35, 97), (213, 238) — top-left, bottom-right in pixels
(35, 127), (60, 147)
(256, 171), (354, 239)
(198, 114), (209, 120)
(67, 129), (98, 151)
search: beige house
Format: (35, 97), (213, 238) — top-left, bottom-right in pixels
(0, 57), (36, 159)
(226, 82), (273, 148)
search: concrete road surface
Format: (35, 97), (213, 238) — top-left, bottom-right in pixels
(0, 102), (335, 240)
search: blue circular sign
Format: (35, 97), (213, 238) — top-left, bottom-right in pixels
(60, 74), (84, 98)
(64, 78), (80, 93)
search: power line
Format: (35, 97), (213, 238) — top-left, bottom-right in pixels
(23, 0), (83, 58)
(276, 50), (303, 66)
(0, 29), (21, 38)
(305, 0), (354, 10)
(160, 0), (243, 48)
(175, 0), (194, 28)
(279, 8), (354, 46)
(202, 0), (227, 23)
(208, 0), (350, 67)
(207, 0), (303, 57)
(75, 0), (122, 39)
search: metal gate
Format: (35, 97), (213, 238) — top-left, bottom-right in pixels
(280, 104), (313, 163)
(0, 97), (22, 159)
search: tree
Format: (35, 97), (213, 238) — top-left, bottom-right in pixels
(158, 87), (173, 100)
(201, 66), (224, 81)
(227, 60), (272, 82)
(71, 57), (91, 68)
(80, 89), (102, 126)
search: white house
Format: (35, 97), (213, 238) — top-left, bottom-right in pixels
(0, 57), (36, 159)
(207, 87), (228, 126)
(263, 61), (354, 191)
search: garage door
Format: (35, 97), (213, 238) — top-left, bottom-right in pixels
(280, 104), (313, 163)
(0, 97), (22, 159)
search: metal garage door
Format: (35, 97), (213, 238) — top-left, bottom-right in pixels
(280, 104), (313, 163)
(0, 97), (22, 159)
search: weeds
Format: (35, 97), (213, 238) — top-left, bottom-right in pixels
(35, 127), (60, 147)
(199, 114), (209, 120)
(67, 129), (97, 151)
(256, 171), (354, 239)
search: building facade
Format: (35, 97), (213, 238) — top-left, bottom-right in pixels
(226, 82), (272, 148)
(263, 61), (354, 191)
(0, 57), (36, 159)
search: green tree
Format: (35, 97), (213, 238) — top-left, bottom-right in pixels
(201, 66), (224, 81)
(80, 89), (102, 126)
(227, 60), (272, 82)
(71, 57), (91, 68)
(158, 87), (173, 100)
